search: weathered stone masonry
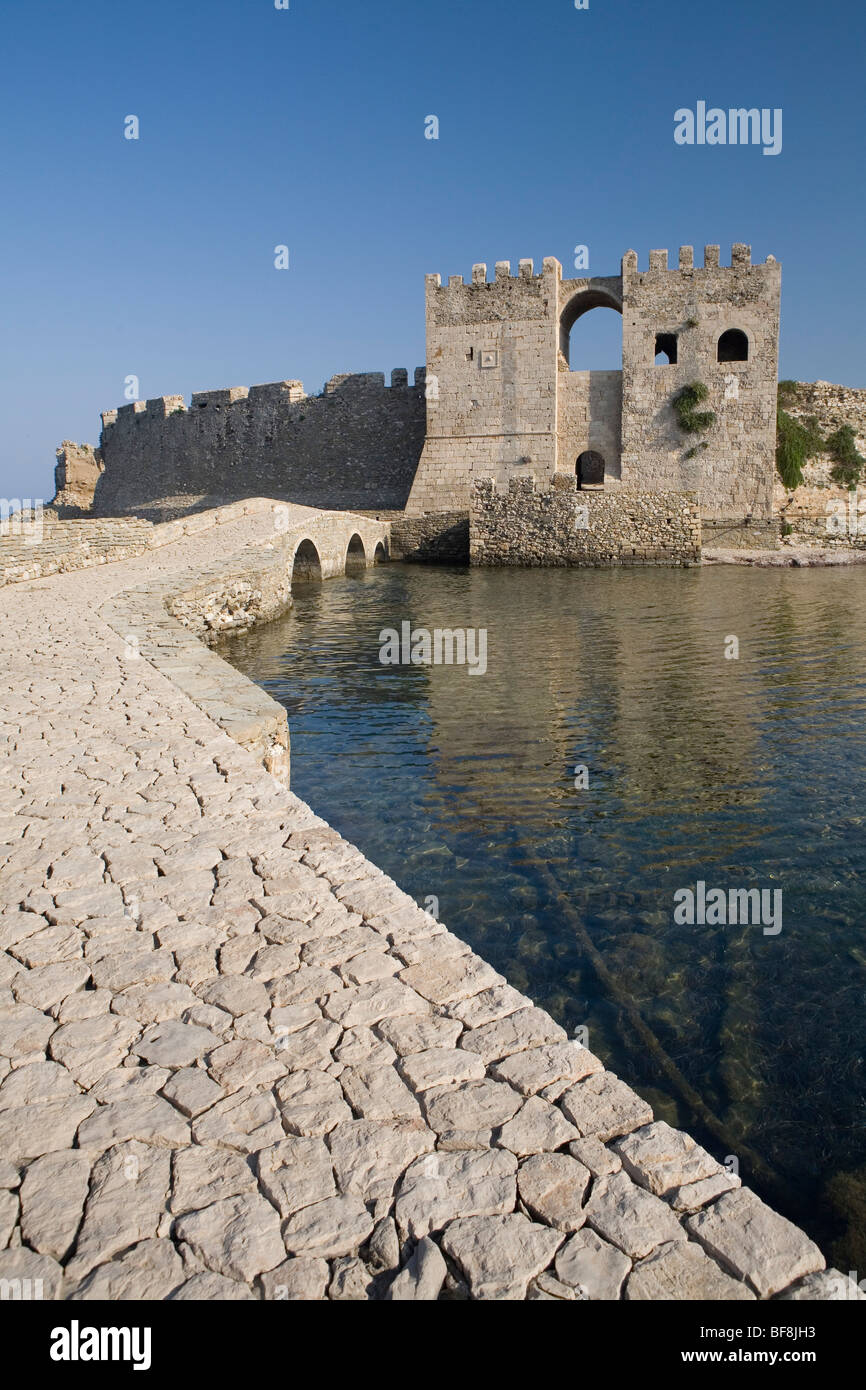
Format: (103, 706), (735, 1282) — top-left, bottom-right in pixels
(406, 247), (780, 526)
(88, 372), (427, 520)
(471, 478), (701, 568)
(55, 245), (782, 563)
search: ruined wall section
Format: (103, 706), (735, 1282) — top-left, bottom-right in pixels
(620, 245), (781, 521)
(471, 476), (701, 567)
(405, 258), (561, 514)
(93, 371), (426, 519)
(52, 442), (105, 514)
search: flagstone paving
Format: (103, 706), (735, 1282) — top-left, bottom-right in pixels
(0, 506), (859, 1300)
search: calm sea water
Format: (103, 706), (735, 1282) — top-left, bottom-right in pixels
(220, 562), (866, 1263)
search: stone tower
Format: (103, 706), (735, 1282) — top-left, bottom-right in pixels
(405, 247), (781, 526)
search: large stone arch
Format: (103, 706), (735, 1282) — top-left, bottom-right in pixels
(559, 283), (624, 366)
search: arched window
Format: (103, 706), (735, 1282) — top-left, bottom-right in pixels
(576, 451), (605, 489)
(717, 329), (749, 363)
(654, 333), (678, 365)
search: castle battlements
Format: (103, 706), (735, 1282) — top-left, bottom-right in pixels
(101, 369), (425, 433)
(65, 244), (781, 529)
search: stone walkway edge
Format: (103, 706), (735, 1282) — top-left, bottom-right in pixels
(0, 502), (857, 1301)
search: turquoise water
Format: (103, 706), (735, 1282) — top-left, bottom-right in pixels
(221, 561), (866, 1262)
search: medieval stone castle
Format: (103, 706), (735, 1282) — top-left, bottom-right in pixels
(54, 244), (783, 564)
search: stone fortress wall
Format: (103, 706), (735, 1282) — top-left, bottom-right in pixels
(471, 477), (701, 567)
(80, 371), (427, 521)
(774, 381), (866, 548)
(49, 247), (866, 562)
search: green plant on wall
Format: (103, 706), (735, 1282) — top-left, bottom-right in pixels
(775, 385), (827, 490)
(827, 424), (865, 490)
(673, 382), (715, 438)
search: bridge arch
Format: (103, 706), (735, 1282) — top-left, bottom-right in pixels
(345, 533), (366, 574)
(373, 540), (388, 564)
(292, 538), (322, 582)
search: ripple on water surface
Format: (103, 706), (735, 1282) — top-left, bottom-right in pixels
(220, 562), (866, 1263)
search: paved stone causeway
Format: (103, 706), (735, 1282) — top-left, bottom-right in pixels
(0, 505), (859, 1301)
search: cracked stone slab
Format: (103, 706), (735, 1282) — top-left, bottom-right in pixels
(257, 1135), (337, 1218)
(333, 1025), (396, 1069)
(517, 1152), (591, 1232)
(48, 1014), (141, 1087)
(490, 1041), (603, 1096)
(568, 1135), (622, 1177)
(459, 1007), (567, 1066)
(377, 1013), (463, 1055)
(282, 1194), (373, 1259)
(584, 1170), (686, 1259)
(0, 1096), (96, 1162)
(339, 1061), (421, 1121)
(271, 1017), (341, 1071)
(441, 1213), (563, 1300)
(133, 1019), (220, 1069)
(110, 981), (199, 1025)
(0, 1002), (57, 1059)
(555, 1226), (632, 1300)
(276, 1070), (352, 1137)
(614, 1121), (732, 1197)
(327, 1117), (435, 1204)
(0, 1058), (78, 1110)
(199, 975), (272, 1018)
(395, 1148), (518, 1240)
(422, 1079), (522, 1134)
(686, 1188), (825, 1298)
(259, 1257), (330, 1301)
(669, 1170), (741, 1212)
(77, 1095), (192, 1151)
(66, 1141), (172, 1282)
(626, 1239), (755, 1300)
(69, 1238), (186, 1301)
(386, 1235), (448, 1301)
(398, 1048), (485, 1093)
(322, 978), (430, 1028)
(170, 1145), (258, 1214)
(160, 1066), (223, 1118)
(399, 955), (503, 1007)
(206, 1038), (287, 1093)
(191, 1088), (285, 1153)
(175, 1192), (286, 1281)
(19, 1150), (91, 1261)
(12, 960), (91, 1012)
(559, 1071), (654, 1142)
(496, 1095), (579, 1156)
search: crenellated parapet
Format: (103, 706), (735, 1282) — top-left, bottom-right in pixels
(90, 369), (427, 518)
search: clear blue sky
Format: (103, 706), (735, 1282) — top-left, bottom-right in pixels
(2, 0), (863, 503)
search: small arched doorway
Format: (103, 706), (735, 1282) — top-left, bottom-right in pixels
(576, 450), (605, 490)
(345, 534), (366, 574)
(292, 538), (322, 582)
